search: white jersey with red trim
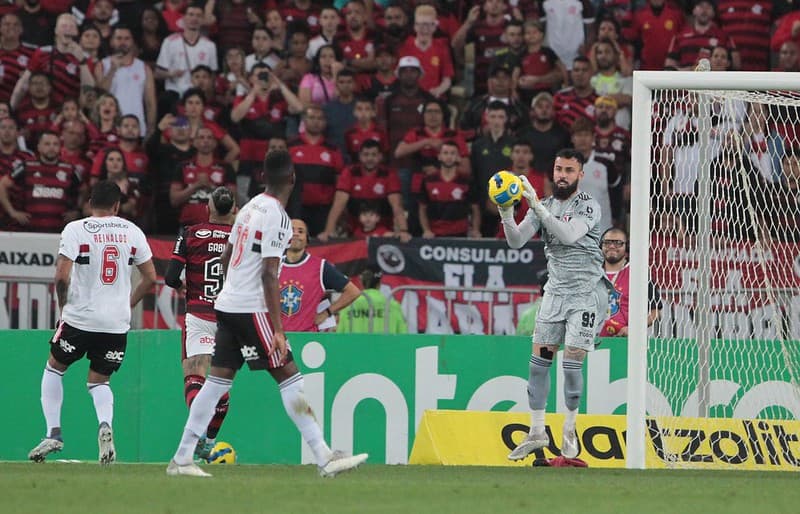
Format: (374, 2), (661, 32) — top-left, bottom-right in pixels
(58, 216), (152, 333)
(214, 193), (292, 313)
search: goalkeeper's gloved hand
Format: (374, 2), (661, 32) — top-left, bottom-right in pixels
(519, 175), (539, 205)
(498, 203), (514, 221)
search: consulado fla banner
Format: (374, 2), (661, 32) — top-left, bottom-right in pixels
(368, 237), (548, 334)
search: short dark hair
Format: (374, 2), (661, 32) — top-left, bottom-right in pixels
(182, 87), (206, 105)
(337, 68), (356, 79)
(512, 138), (533, 151)
(211, 186), (235, 215)
(573, 55), (591, 67)
(360, 266), (382, 289)
(486, 100), (509, 114)
(90, 180), (122, 209)
(556, 147), (585, 165)
(440, 139), (460, 152)
(504, 19), (523, 30)
(354, 95), (374, 107)
(359, 200), (381, 215)
(359, 139), (382, 153)
(117, 114), (140, 128)
(191, 64), (214, 76)
(263, 150), (294, 187)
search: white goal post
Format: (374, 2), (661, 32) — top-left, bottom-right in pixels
(628, 71), (800, 470)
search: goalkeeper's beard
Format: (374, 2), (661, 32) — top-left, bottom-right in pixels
(553, 180), (578, 200)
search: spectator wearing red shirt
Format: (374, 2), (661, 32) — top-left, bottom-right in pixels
(59, 120), (92, 185)
(230, 64), (303, 198)
(553, 56), (597, 131)
(395, 98), (470, 191)
(15, 14), (94, 105)
(770, 9), (800, 54)
(170, 126), (237, 226)
(419, 141), (481, 238)
(775, 40), (800, 72)
(337, 0), (377, 89)
(0, 131), (80, 232)
(319, 139), (407, 241)
(344, 96), (388, 163)
(280, 0), (322, 35)
(12, 71), (57, 149)
(287, 105), (345, 235)
(189, 65), (225, 123)
(460, 63), (527, 139)
(716, 0), (771, 71)
(87, 92), (120, 160)
(665, 0), (739, 70)
(453, 0), (511, 96)
(168, 88), (239, 164)
(214, 0), (260, 53)
(90, 115), (149, 187)
(624, 0), (685, 71)
(0, 14), (35, 105)
(517, 19), (564, 107)
(398, 4), (454, 98)
(0, 117), (33, 230)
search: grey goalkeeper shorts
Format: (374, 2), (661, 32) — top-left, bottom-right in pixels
(532, 279), (610, 351)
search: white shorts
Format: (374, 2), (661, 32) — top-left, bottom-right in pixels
(532, 279), (610, 351)
(184, 313), (217, 359)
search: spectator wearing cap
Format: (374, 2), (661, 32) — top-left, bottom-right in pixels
(552, 55), (597, 131)
(716, 0), (771, 71)
(376, 55), (434, 214)
(453, 0), (515, 96)
(590, 39), (632, 129)
(624, 0), (684, 71)
(365, 45), (398, 100)
(398, 4), (454, 98)
(541, 0), (595, 71)
(460, 62), (527, 138)
(516, 19), (564, 107)
(146, 113), (196, 234)
(470, 100), (514, 236)
(517, 91), (570, 173)
(593, 95), (630, 206)
(665, 0), (739, 71)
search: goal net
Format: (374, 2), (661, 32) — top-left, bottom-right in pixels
(627, 71), (800, 470)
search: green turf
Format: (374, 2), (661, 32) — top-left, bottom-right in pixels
(1, 462), (798, 514)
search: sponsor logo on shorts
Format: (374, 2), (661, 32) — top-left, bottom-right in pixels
(240, 345), (259, 360)
(104, 351), (125, 363)
(199, 336), (215, 345)
(58, 338), (76, 353)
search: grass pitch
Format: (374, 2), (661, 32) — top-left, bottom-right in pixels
(2, 462), (797, 514)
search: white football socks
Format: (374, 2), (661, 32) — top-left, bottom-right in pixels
(88, 382), (114, 427)
(173, 375), (232, 465)
(279, 374), (332, 466)
(41, 364), (64, 438)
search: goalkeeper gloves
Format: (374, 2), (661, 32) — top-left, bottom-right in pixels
(519, 175), (538, 205)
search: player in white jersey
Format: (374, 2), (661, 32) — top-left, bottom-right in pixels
(28, 181), (156, 465)
(167, 150), (368, 478)
(501, 148), (611, 465)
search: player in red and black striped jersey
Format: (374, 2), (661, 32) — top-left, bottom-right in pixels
(15, 14), (94, 105)
(0, 131), (80, 232)
(419, 141), (481, 238)
(553, 57), (597, 131)
(165, 186), (236, 460)
(0, 14), (36, 104)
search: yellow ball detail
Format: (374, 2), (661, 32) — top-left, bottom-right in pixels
(488, 171), (523, 208)
(206, 441), (237, 464)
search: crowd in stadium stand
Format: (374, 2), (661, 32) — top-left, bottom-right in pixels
(0, 0), (798, 241)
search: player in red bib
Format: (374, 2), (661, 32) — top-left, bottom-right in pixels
(165, 186), (236, 460)
(280, 219), (361, 332)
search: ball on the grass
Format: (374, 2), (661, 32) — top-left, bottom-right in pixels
(488, 171), (523, 208)
(206, 442), (237, 464)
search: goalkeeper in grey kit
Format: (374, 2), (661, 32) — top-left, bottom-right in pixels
(500, 148), (611, 462)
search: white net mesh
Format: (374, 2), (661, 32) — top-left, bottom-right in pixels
(646, 85), (800, 469)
